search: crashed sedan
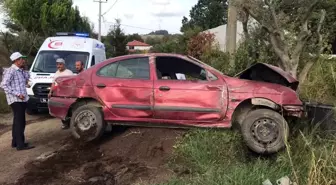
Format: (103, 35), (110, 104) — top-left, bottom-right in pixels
(48, 53), (304, 154)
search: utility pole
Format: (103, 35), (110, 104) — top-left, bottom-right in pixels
(226, 0), (237, 68)
(94, 0), (107, 41)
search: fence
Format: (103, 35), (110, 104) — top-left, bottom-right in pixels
(305, 102), (336, 132)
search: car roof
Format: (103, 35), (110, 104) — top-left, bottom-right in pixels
(94, 53), (223, 75)
(102, 53), (189, 64)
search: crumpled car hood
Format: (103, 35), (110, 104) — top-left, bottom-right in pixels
(235, 63), (299, 91)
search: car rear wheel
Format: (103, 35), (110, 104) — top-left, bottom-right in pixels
(241, 109), (289, 154)
(70, 105), (106, 142)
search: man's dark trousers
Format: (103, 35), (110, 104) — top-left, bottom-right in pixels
(10, 102), (27, 148)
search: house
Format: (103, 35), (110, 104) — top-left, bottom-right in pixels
(202, 21), (245, 52)
(126, 40), (152, 53)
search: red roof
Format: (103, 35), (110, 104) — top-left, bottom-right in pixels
(127, 40), (150, 47)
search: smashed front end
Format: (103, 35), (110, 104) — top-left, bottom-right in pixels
(235, 62), (305, 118)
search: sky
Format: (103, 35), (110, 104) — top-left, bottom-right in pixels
(0, 0), (198, 35)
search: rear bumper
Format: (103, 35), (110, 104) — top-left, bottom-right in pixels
(48, 97), (77, 120)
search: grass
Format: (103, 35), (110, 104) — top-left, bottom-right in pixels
(153, 122), (336, 185)
(149, 46), (336, 185)
(0, 91), (11, 114)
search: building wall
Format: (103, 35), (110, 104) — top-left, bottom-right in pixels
(202, 21), (245, 52)
(127, 46), (152, 51)
(134, 46), (152, 50)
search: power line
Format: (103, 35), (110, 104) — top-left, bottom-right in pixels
(102, 0), (119, 16)
(105, 22), (156, 31)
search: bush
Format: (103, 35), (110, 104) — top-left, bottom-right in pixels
(299, 57), (336, 104)
(0, 91), (11, 114)
(200, 49), (231, 74)
(150, 35), (187, 54)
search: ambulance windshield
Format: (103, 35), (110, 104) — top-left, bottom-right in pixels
(32, 50), (90, 73)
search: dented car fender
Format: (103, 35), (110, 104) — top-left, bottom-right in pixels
(251, 98), (280, 110)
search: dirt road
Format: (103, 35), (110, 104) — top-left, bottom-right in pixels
(0, 113), (185, 185)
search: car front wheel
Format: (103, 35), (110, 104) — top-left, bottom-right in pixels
(70, 105), (106, 142)
(241, 109), (289, 154)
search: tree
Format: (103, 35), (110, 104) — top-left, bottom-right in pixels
(181, 0), (228, 32)
(150, 35), (186, 54)
(126, 33), (144, 43)
(187, 32), (215, 59)
(104, 19), (127, 58)
(1, 0), (93, 65)
(3, 0), (92, 37)
(236, 0), (327, 80)
(145, 37), (163, 46)
(148, 30), (169, 35)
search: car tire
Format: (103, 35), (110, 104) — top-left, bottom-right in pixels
(70, 105), (106, 142)
(241, 108), (289, 154)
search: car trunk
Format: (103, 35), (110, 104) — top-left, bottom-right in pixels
(52, 76), (79, 97)
(235, 63), (299, 91)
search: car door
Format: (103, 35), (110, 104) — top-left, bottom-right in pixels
(153, 56), (227, 122)
(91, 56), (153, 119)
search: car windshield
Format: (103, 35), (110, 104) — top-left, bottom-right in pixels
(32, 50), (90, 73)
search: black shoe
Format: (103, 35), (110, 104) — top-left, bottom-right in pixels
(12, 142), (29, 148)
(16, 145), (35, 151)
(61, 124), (70, 130)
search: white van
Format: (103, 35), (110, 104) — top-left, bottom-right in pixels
(26, 32), (106, 114)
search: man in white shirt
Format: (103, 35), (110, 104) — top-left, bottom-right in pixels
(52, 58), (73, 82)
(48, 58), (74, 129)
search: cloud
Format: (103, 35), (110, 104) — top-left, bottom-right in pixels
(151, 0), (170, 6)
(150, 0), (184, 18)
(151, 11), (183, 17)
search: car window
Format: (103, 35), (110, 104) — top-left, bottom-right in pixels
(97, 62), (118, 77)
(116, 57), (150, 79)
(207, 71), (218, 81)
(97, 57), (150, 80)
(155, 56), (207, 81)
(91, 55), (95, 66)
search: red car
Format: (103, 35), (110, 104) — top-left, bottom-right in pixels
(48, 53), (304, 154)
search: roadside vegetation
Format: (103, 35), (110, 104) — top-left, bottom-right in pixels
(0, 91), (10, 114)
(154, 125), (336, 185)
(1, 0), (336, 184)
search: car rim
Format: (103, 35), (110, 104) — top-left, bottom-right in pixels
(250, 118), (280, 146)
(74, 110), (97, 138)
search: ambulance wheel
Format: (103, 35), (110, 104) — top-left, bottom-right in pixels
(26, 108), (38, 115)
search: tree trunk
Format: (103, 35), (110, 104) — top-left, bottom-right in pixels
(298, 61), (314, 84)
(281, 58), (299, 79)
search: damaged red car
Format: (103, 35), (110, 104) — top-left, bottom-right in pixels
(48, 53), (304, 154)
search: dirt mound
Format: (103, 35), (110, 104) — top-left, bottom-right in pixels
(10, 126), (185, 185)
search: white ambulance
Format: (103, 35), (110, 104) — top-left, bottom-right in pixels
(26, 32), (106, 114)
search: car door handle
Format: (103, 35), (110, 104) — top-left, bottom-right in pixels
(159, 86), (170, 91)
(96, 83), (106, 88)
(206, 85), (222, 90)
